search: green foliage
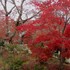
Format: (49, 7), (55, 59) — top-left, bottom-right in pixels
(34, 64), (47, 70)
(6, 44), (17, 51)
(9, 58), (23, 70)
(0, 44), (27, 70)
(0, 39), (4, 46)
(34, 64), (41, 70)
(5, 44), (24, 54)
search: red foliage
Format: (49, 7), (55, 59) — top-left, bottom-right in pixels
(64, 24), (70, 38)
(0, 17), (16, 38)
(17, 0), (70, 63)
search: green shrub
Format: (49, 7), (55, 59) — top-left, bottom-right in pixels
(9, 58), (23, 70)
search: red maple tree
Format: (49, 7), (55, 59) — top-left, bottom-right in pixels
(17, 0), (70, 69)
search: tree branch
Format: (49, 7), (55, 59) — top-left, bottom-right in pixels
(8, 6), (15, 15)
(22, 10), (41, 23)
(62, 16), (70, 34)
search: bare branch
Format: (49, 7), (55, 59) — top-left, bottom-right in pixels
(12, 0), (20, 14)
(0, 0), (8, 14)
(8, 6), (15, 15)
(12, 0), (26, 25)
(0, 0), (5, 10)
(22, 10), (41, 23)
(62, 16), (70, 34)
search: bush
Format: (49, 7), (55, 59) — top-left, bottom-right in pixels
(9, 58), (23, 70)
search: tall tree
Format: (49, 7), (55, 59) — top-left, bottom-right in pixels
(0, 0), (15, 36)
(0, 0), (39, 43)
